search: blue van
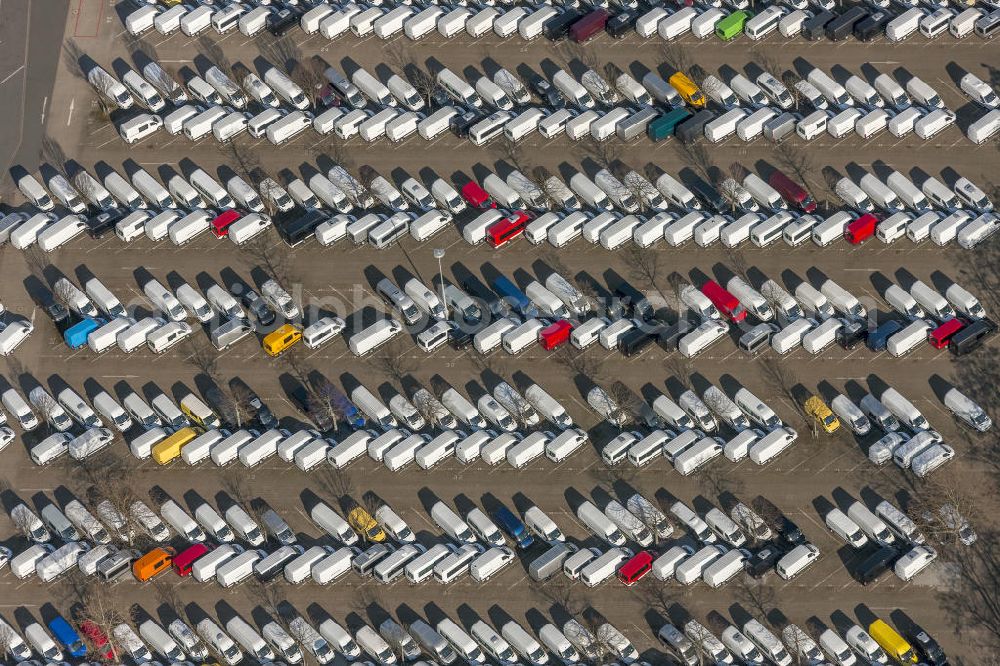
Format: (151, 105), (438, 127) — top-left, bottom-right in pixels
(63, 317), (104, 349)
(866, 320), (903, 352)
(491, 276), (538, 319)
(48, 616), (86, 658)
(493, 506), (534, 549)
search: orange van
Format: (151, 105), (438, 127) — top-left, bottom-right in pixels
(133, 547), (175, 582)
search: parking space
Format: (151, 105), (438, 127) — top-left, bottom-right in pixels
(0, 2), (995, 663)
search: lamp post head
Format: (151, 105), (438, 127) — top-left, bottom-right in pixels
(433, 248), (445, 260)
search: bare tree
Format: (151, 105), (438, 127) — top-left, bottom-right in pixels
(531, 166), (568, 210)
(533, 580), (589, 617)
(555, 41), (600, 72)
(71, 170), (100, 207)
(220, 466), (252, 507)
(658, 43), (694, 75)
(701, 73), (725, 103)
(30, 389), (62, 435)
(361, 491), (385, 520)
(717, 176), (745, 214)
(54, 277), (80, 310)
(781, 71), (805, 109)
(412, 389), (446, 428)
(735, 576), (775, 620)
(41, 135), (68, 175)
(937, 527), (1000, 656)
(11, 505), (39, 540)
(750, 47), (782, 77)
(908, 469), (982, 548)
(957, 234), (1000, 315)
(725, 246), (750, 281)
(88, 465), (145, 547)
(314, 466), (355, 500)
(406, 65), (443, 109)
(151, 575), (185, 619)
(70, 576), (127, 662)
(780, 624), (815, 666)
(572, 137), (621, 170)
(0, 621), (15, 662)
(185, 339), (220, 382)
(245, 580), (285, 624)
(623, 245), (669, 305)
(620, 169), (658, 214)
(673, 141), (714, 182)
(698, 463), (744, 498)
(367, 338), (418, 387)
(220, 141), (262, 186)
(22, 246), (48, 282)
(772, 143), (819, 194)
(289, 58), (325, 104)
(383, 42), (417, 75)
(635, 578), (673, 617)
(590, 464), (639, 494)
(553, 347), (607, 382)
(61, 38), (87, 79)
(663, 356), (693, 387)
(603, 381), (642, 427)
(198, 35), (233, 77)
(757, 356), (798, 406)
(492, 137), (532, 174)
(240, 234), (294, 285)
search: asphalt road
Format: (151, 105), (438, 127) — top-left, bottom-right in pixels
(0, 0), (70, 195)
(0, 7), (994, 665)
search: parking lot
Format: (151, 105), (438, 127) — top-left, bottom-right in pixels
(0, 0), (996, 663)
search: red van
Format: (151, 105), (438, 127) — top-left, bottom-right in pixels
(539, 320), (573, 350)
(569, 9), (609, 42)
(844, 214), (878, 244)
(172, 543), (211, 576)
(487, 211), (531, 248)
(928, 317), (965, 349)
(700, 280), (746, 322)
(768, 169), (817, 213)
(617, 550), (653, 586)
(460, 182), (495, 210)
(211, 210), (241, 238)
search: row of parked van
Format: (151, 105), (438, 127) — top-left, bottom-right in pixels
(121, 0), (1000, 47)
(46, 270), (305, 355)
(4, 593), (946, 666)
(3, 585), (653, 666)
(107, 51), (1000, 149)
(12, 149), (991, 257)
(693, 63), (998, 144)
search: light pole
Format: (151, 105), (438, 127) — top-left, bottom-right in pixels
(433, 248), (446, 316)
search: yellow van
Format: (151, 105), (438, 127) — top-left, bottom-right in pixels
(804, 395), (840, 434)
(151, 427), (201, 465)
(668, 72), (706, 108)
(868, 620), (917, 663)
(348, 506), (386, 542)
(262, 324), (302, 357)
(180, 393), (221, 429)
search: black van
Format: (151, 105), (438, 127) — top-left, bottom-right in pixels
(543, 9), (583, 40)
(949, 317), (998, 355)
(277, 210), (325, 247)
(826, 6), (868, 40)
(802, 10), (836, 39)
(620, 328), (657, 357)
(676, 109), (715, 143)
(606, 11), (637, 38)
(836, 319), (869, 350)
(689, 176), (726, 213)
(855, 545), (899, 585)
(854, 11), (890, 40)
